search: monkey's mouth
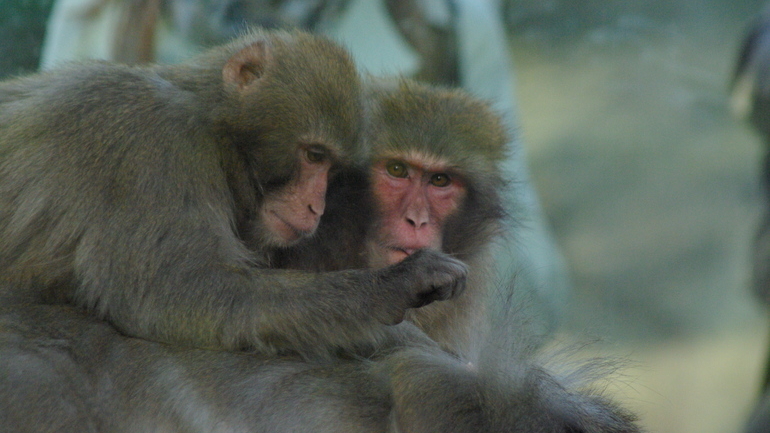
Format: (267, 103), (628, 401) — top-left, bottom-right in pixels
(386, 245), (418, 254)
(385, 246), (417, 264)
(267, 211), (315, 244)
(394, 247), (417, 255)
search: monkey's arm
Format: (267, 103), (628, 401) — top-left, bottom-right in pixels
(74, 219), (465, 359)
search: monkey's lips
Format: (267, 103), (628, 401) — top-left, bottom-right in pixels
(266, 211), (316, 244)
(385, 246), (418, 264)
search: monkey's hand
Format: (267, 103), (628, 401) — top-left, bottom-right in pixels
(372, 249), (468, 325)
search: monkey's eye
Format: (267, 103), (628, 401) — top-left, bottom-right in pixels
(429, 173), (451, 187)
(386, 161), (408, 178)
(305, 146), (327, 163)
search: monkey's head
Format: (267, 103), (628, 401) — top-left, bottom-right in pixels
(202, 29), (364, 247)
(363, 79), (508, 267)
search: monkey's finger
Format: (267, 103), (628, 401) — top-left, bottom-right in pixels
(452, 275), (467, 298)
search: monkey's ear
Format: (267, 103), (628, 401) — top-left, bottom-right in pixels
(222, 41), (273, 90)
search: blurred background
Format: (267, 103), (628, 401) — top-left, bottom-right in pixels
(2, 0), (769, 432)
(508, 2), (767, 432)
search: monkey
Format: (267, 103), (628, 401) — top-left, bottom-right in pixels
(732, 7), (770, 433)
(268, 78), (612, 431)
(0, 28), (468, 360)
(732, 5), (770, 305)
(364, 78), (508, 359)
(0, 79), (639, 433)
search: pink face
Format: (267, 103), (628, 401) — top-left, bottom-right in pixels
(262, 145), (331, 246)
(369, 152), (466, 267)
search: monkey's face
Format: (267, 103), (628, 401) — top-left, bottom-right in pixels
(259, 145), (333, 247)
(218, 33), (363, 250)
(367, 151), (466, 268)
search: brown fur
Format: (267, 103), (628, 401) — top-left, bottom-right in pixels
(0, 29), (467, 360)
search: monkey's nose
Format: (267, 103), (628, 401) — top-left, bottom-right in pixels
(308, 201), (324, 216)
(405, 216), (428, 228)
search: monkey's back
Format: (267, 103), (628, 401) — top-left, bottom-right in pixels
(0, 64), (229, 305)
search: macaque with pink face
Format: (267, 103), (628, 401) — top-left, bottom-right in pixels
(362, 78), (509, 360)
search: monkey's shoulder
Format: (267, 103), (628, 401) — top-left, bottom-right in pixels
(0, 63), (194, 117)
